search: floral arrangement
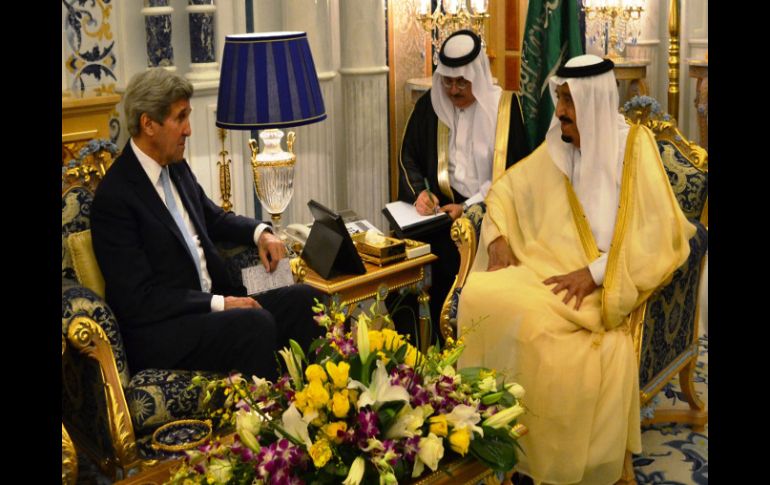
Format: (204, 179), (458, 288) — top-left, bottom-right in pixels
(167, 299), (527, 485)
(622, 95), (671, 122)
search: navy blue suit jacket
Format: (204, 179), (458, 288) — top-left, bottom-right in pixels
(91, 141), (260, 366)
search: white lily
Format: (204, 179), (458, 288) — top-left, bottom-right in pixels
(482, 403), (526, 429)
(277, 403), (312, 449)
(411, 432), (445, 477)
(278, 346), (303, 390)
(342, 456), (366, 485)
(235, 408), (263, 452)
(445, 404), (484, 437)
(356, 316), (370, 362)
(385, 404), (432, 439)
(505, 382), (526, 399)
(349, 360), (409, 410)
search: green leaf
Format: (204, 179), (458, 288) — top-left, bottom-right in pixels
(392, 342), (408, 363)
(290, 339), (307, 363)
(360, 352), (376, 387)
(468, 426), (519, 472)
(458, 367), (487, 384)
(499, 391), (515, 407)
(377, 401), (406, 431)
(308, 337), (325, 356)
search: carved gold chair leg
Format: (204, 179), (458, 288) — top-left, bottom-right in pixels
(614, 451), (637, 485)
(643, 356), (707, 432)
(62, 423), (78, 485)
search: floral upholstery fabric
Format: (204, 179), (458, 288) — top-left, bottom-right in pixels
(658, 141), (708, 221)
(463, 201), (486, 240)
(62, 187), (93, 283)
(62, 284), (130, 385)
(638, 221), (707, 391)
(217, 241), (260, 287)
(127, 369), (221, 434)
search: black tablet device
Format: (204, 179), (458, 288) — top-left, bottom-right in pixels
(301, 200), (366, 279)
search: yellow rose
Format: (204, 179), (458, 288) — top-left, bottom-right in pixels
(428, 415), (448, 437)
(325, 361), (350, 389)
(307, 380), (330, 409)
(348, 389), (360, 406)
(368, 330), (384, 352)
(305, 364), (328, 384)
(448, 427), (471, 456)
(293, 389), (310, 414)
(381, 328), (403, 351)
(404, 344), (420, 367)
(309, 438), (332, 468)
(322, 421), (348, 444)
(331, 390), (351, 418)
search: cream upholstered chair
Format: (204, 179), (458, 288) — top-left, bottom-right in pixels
(440, 95), (708, 430)
(62, 185), (262, 479)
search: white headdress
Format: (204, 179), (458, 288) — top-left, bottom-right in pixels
(546, 54), (629, 251)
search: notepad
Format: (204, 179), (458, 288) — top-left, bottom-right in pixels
(382, 201), (451, 239)
(242, 258), (295, 296)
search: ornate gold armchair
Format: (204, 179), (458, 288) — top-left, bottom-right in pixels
(440, 95), (708, 430)
(62, 185), (262, 480)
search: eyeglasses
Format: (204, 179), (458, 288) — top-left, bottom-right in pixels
(441, 76), (470, 91)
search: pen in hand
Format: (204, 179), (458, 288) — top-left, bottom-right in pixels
(423, 178), (438, 215)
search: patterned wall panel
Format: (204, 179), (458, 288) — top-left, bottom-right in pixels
(62, 0), (121, 143)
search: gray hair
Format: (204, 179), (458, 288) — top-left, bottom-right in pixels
(123, 68), (194, 136)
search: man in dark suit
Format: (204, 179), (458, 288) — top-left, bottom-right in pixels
(91, 68), (321, 381)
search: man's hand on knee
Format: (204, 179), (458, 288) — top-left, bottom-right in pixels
(224, 296), (262, 310)
(258, 230), (287, 272)
(487, 236), (518, 271)
(543, 267), (598, 310)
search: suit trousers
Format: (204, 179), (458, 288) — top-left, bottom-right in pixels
(152, 283), (324, 380)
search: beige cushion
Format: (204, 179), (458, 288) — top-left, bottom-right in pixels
(67, 230), (106, 298)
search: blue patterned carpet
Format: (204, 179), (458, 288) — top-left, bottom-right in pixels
(634, 335), (708, 485)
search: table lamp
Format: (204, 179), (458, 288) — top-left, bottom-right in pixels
(216, 31), (327, 238)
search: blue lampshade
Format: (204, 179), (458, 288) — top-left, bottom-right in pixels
(216, 32), (327, 130)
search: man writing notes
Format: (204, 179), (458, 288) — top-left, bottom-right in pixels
(398, 30), (529, 337)
(457, 55), (696, 485)
(91, 68), (321, 381)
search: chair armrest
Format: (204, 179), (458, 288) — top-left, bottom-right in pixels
(636, 220), (708, 401)
(64, 313), (140, 475)
(439, 217), (478, 341)
(62, 284), (140, 476)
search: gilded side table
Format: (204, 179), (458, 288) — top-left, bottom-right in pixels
(294, 254), (438, 353)
(613, 59), (650, 102)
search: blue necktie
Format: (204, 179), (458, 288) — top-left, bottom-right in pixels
(159, 167), (207, 291)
